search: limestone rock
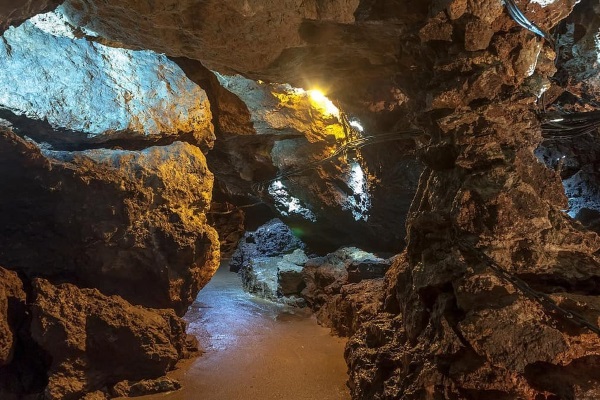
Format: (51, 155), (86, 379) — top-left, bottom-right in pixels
(0, 11), (214, 147)
(0, 130), (219, 315)
(342, 1), (600, 398)
(0, 267), (26, 367)
(233, 221), (307, 304)
(316, 279), (384, 336)
(301, 247), (384, 309)
(346, 257), (391, 283)
(277, 250), (309, 296)
(30, 278), (188, 400)
(240, 257), (281, 302)
(58, 0), (405, 110)
(239, 255), (308, 306)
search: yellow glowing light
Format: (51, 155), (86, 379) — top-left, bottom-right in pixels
(308, 89), (340, 118)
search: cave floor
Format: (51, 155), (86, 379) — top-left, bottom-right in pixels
(135, 262), (350, 400)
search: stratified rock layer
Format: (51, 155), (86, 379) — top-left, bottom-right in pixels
(0, 129), (219, 315)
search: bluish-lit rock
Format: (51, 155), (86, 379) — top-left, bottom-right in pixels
(0, 10), (213, 146)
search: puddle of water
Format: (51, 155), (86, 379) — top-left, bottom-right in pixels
(135, 262), (350, 400)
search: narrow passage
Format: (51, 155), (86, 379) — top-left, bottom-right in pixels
(140, 262), (350, 400)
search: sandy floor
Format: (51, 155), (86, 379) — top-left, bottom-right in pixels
(138, 263), (351, 400)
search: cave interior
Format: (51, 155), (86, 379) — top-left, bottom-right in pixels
(3, 0), (600, 399)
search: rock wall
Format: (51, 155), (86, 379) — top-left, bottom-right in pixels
(345, 0), (600, 398)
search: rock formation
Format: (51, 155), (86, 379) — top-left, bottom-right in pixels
(343, 1), (600, 399)
(0, 13), (213, 147)
(0, 268), (26, 369)
(2, 0), (600, 398)
(30, 278), (194, 400)
(0, 0), (61, 33)
(0, 130), (219, 315)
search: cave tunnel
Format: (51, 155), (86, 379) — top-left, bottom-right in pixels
(3, 1), (600, 399)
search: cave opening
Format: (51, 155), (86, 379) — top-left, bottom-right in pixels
(3, 1), (600, 399)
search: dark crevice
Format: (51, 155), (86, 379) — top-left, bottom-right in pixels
(0, 107), (210, 152)
(517, 273), (600, 296)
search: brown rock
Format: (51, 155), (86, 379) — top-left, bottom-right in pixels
(464, 19), (494, 51)
(0, 0), (61, 33)
(111, 377), (181, 397)
(0, 130), (219, 315)
(0, 267), (26, 367)
(30, 278), (188, 400)
(317, 279), (385, 336)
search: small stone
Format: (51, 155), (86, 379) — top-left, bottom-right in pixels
(111, 377), (181, 397)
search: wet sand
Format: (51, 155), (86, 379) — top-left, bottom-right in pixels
(138, 263), (350, 400)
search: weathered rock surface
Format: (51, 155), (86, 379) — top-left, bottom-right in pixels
(317, 279), (384, 337)
(178, 69), (418, 253)
(240, 248), (308, 305)
(277, 250), (309, 296)
(0, 11), (213, 147)
(57, 0), (406, 116)
(0, 267), (26, 368)
(300, 247), (388, 334)
(30, 278), (191, 400)
(345, 0), (600, 398)
(111, 377), (181, 397)
(302, 247), (387, 309)
(230, 218), (305, 273)
(0, 129), (219, 315)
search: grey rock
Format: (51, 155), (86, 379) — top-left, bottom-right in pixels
(277, 261), (305, 296)
(230, 218), (305, 272)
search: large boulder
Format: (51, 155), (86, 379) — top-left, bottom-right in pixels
(240, 250), (308, 306)
(230, 218), (305, 272)
(0, 13), (213, 148)
(0, 130), (219, 315)
(30, 278), (193, 400)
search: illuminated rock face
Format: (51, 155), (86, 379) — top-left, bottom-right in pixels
(59, 0), (360, 75)
(3, 0), (600, 398)
(0, 10), (213, 146)
(0, 130), (219, 315)
(209, 73), (416, 252)
(57, 0), (409, 129)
